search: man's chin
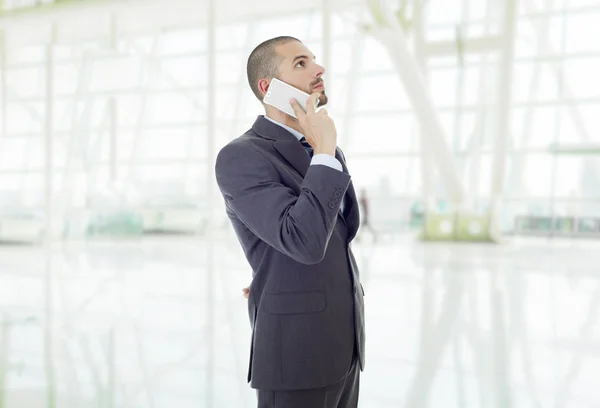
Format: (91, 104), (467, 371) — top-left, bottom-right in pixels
(317, 92), (328, 107)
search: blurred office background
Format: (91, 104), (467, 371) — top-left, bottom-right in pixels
(1, 0), (600, 406)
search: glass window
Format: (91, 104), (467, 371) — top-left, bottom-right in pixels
(426, 0), (465, 25)
(90, 57), (142, 91)
(514, 62), (560, 102)
(509, 153), (554, 197)
(216, 52), (245, 85)
(6, 66), (44, 98)
(566, 11), (600, 53)
(576, 104), (600, 142)
(145, 93), (204, 124)
(354, 74), (411, 112)
(216, 24), (248, 50)
(516, 17), (565, 58)
(511, 106), (560, 148)
(252, 15), (318, 44)
(563, 57), (600, 99)
(429, 67), (459, 107)
(136, 128), (201, 160)
(360, 38), (394, 73)
(567, 0), (600, 9)
(150, 56), (207, 89)
(328, 39), (358, 75)
(6, 103), (44, 134)
(160, 29), (207, 55)
(348, 157), (421, 195)
(554, 156), (586, 197)
(451, 111), (478, 151)
(346, 114), (417, 154)
(0, 138), (30, 170)
(6, 45), (45, 65)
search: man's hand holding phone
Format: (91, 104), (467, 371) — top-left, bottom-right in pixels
(290, 93), (337, 157)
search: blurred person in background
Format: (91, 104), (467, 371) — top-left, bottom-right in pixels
(358, 188), (377, 243)
(215, 36), (365, 408)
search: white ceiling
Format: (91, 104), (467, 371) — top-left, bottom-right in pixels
(1, 0), (363, 47)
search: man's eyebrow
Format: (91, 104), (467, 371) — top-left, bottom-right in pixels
(292, 55), (316, 63)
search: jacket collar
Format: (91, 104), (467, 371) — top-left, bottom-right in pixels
(252, 115), (310, 177)
(263, 115), (304, 142)
(252, 115), (300, 142)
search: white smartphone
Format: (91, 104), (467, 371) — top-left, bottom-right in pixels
(263, 78), (319, 119)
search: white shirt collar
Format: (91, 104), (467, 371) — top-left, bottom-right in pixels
(263, 115), (305, 142)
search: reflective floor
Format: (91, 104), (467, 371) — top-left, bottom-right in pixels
(1, 233), (599, 407)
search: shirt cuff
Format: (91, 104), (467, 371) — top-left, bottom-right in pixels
(310, 154), (343, 172)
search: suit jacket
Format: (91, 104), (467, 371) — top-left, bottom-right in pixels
(215, 115), (365, 391)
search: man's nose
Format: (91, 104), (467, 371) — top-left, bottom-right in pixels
(315, 64), (325, 77)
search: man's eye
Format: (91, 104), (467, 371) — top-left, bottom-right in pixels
(296, 61), (305, 68)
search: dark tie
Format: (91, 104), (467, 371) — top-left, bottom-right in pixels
(300, 137), (313, 157)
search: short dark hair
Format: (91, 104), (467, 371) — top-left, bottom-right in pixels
(247, 36), (300, 101)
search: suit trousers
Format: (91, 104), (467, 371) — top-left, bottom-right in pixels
(256, 355), (360, 408)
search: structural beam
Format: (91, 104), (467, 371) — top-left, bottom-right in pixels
(489, 0), (518, 234)
(44, 24), (56, 240)
(205, 0), (216, 407)
(364, 0), (467, 205)
(322, 0), (332, 95)
(0, 29), (6, 141)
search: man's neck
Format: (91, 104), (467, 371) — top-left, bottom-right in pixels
(265, 108), (303, 135)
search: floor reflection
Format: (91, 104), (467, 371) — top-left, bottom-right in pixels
(1, 235), (599, 407)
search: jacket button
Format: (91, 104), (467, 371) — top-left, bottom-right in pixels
(334, 191), (341, 198)
(354, 285), (358, 294)
(328, 202), (336, 209)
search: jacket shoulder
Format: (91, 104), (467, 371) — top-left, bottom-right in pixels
(218, 128), (263, 152)
(215, 129), (275, 174)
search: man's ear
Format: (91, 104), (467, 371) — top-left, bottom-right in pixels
(258, 79), (270, 97)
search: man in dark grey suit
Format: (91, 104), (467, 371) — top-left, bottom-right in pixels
(215, 36), (365, 408)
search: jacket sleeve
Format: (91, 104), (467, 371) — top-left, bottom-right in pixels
(215, 142), (351, 265)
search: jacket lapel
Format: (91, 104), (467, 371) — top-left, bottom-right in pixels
(274, 140), (311, 178)
(253, 116), (311, 177)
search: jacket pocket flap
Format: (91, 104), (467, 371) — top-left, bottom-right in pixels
(264, 291), (326, 315)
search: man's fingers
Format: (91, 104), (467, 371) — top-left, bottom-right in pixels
(242, 287), (249, 299)
(289, 99), (306, 120)
(305, 93), (320, 115)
